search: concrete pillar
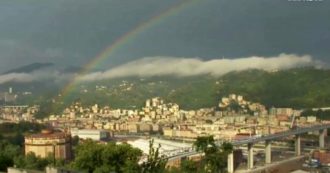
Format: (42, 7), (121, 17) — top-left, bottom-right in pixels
(227, 151), (234, 173)
(265, 140), (271, 164)
(248, 143), (254, 169)
(295, 135), (301, 156)
(319, 129), (326, 148)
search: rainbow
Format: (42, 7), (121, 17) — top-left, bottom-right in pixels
(60, 0), (200, 101)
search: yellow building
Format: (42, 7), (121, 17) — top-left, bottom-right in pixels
(163, 128), (175, 137)
(24, 130), (72, 160)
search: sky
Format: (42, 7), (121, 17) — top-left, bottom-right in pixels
(0, 0), (329, 74)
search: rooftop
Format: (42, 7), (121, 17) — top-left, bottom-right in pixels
(25, 129), (69, 139)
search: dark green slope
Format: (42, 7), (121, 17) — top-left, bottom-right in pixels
(12, 68), (330, 114)
(219, 68), (330, 108)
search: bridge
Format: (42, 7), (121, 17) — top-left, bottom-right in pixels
(0, 105), (29, 109)
(231, 124), (330, 146)
(163, 123), (330, 173)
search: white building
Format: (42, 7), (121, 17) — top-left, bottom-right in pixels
(70, 129), (109, 141)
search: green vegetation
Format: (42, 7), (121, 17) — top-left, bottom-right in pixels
(0, 141), (21, 171)
(70, 139), (168, 173)
(0, 121), (45, 134)
(301, 109), (330, 120)
(70, 139), (143, 173)
(14, 152), (65, 171)
(1, 132), (233, 173)
(0, 122), (45, 146)
(219, 68), (330, 108)
(193, 136), (233, 173)
(12, 68), (330, 116)
(166, 160), (199, 173)
(61, 68), (330, 109)
(141, 139), (168, 173)
(0, 138), (64, 171)
(0, 122), (49, 171)
(180, 160), (199, 173)
(69, 138), (232, 173)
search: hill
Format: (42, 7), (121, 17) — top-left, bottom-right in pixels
(5, 67), (330, 114)
(2, 62), (54, 74)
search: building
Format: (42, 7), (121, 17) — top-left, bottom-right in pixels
(312, 150), (330, 166)
(24, 130), (72, 160)
(7, 167), (79, 173)
(270, 108), (294, 116)
(307, 116), (317, 123)
(70, 129), (110, 141)
(290, 170), (309, 173)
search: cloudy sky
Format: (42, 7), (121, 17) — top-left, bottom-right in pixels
(0, 0), (329, 74)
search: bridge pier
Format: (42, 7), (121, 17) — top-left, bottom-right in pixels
(248, 143), (254, 169)
(319, 129), (326, 148)
(265, 140), (271, 164)
(227, 151), (234, 173)
(295, 135), (301, 156)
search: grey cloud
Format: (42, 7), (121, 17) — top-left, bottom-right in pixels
(0, 0), (329, 72)
(0, 39), (64, 71)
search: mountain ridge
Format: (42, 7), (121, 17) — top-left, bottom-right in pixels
(2, 62), (54, 74)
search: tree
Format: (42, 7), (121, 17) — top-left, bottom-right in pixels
(193, 136), (233, 173)
(228, 101), (241, 112)
(45, 154), (66, 168)
(70, 139), (142, 173)
(10, 132), (24, 146)
(301, 109), (330, 120)
(71, 135), (80, 146)
(0, 141), (21, 171)
(102, 143), (142, 173)
(14, 152), (50, 171)
(220, 142), (233, 154)
(141, 139), (168, 173)
(0, 154), (13, 172)
(71, 140), (106, 173)
(193, 136), (216, 153)
(180, 159), (199, 173)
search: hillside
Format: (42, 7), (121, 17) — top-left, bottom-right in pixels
(6, 67), (330, 114)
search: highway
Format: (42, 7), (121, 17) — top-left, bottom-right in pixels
(166, 124), (330, 161)
(232, 124), (330, 146)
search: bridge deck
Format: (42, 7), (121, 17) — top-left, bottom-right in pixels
(166, 124), (330, 161)
(232, 124), (330, 146)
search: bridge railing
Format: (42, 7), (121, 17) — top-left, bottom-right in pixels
(231, 123), (330, 146)
(164, 123), (330, 160)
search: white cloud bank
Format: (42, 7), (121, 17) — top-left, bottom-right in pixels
(79, 54), (322, 81)
(0, 70), (72, 84)
(0, 73), (35, 84)
(0, 54), (324, 84)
